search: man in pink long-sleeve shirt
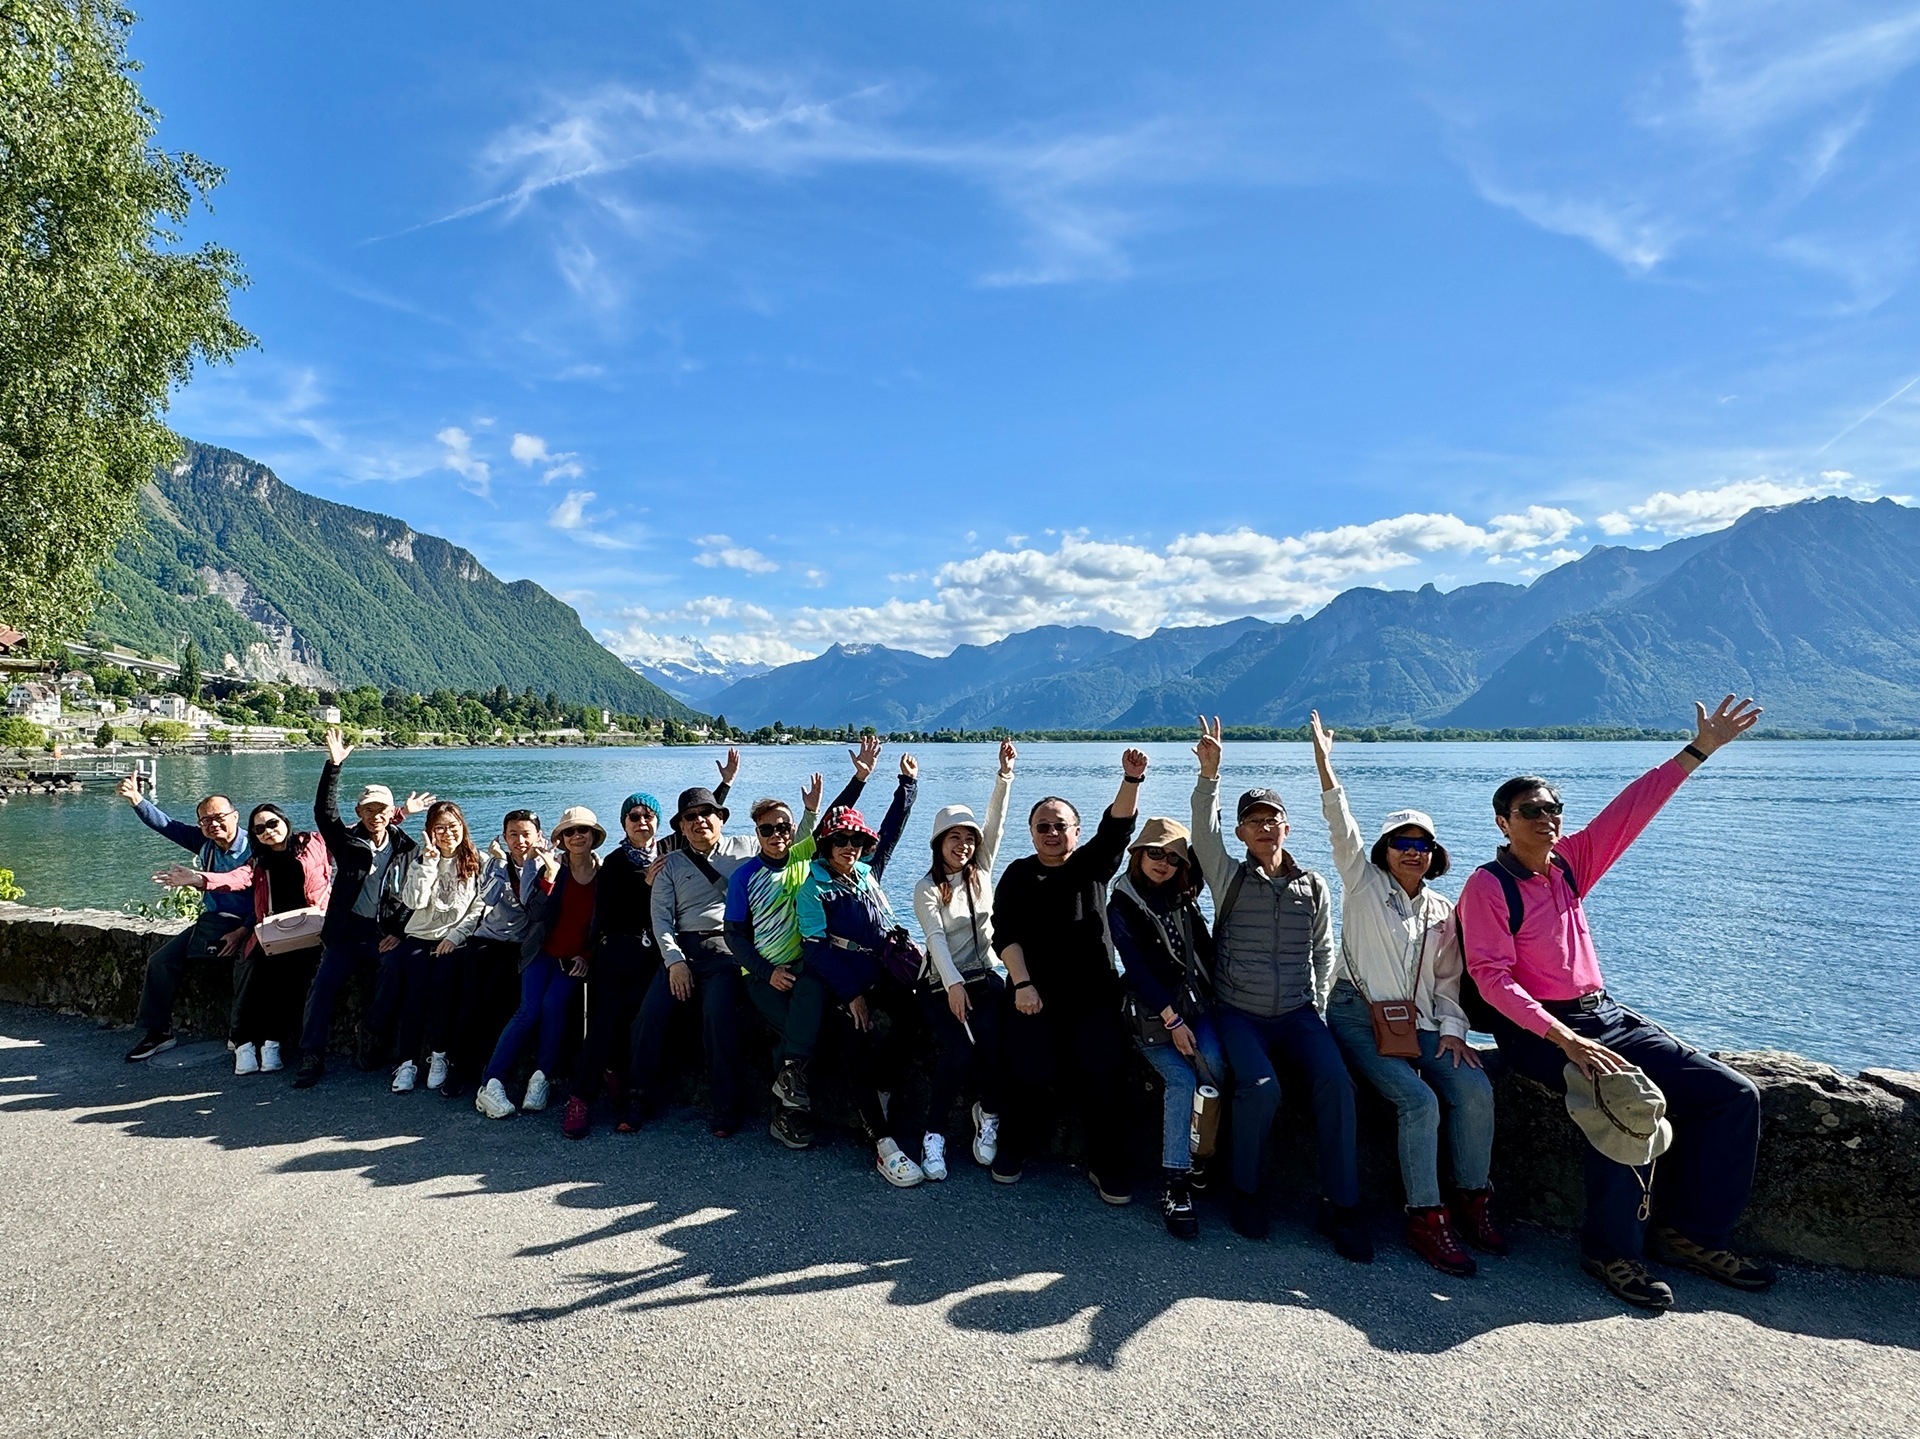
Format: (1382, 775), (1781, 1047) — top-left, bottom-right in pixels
(1460, 696), (1776, 1312)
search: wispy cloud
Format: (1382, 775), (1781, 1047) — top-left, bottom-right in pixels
(436, 426), (492, 497)
(692, 534), (779, 574)
(547, 488), (631, 549)
(510, 431), (584, 482)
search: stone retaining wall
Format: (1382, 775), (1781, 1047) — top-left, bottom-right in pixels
(2, 905), (1914, 1277)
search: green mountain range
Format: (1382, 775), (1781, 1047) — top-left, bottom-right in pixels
(92, 441), (696, 719)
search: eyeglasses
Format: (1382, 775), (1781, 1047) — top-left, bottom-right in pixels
(1140, 847), (1184, 865)
(1514, 801), (1564, 820)
(198, 811), (237, 828)
(1240, 815), (1286, 832)
(1387, 837), (1435, 854)
(1032, 822), (1074, 836)
(756, 821), (794, 838)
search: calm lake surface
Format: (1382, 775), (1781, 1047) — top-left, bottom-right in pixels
(3, 741), (1912, 1074)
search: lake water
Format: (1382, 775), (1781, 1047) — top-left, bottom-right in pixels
(2, 741), (1912, 1074)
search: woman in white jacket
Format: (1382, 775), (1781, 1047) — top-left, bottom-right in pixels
(389, 800), (486, 1093)
(1309, 712), (1504, 1278)
(910, 739), (1016, 1176)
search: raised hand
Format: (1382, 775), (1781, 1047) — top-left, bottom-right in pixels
(717, 747), (741, 787)
(1693, 695), (1762, 755)
(1194, 716), (1223, 779)
(152, 863), (205, 890)
(402, 791), (435, 817)
(118, 769), (142, 806)
(899, 753), (918, 780)
(850, 733), (883, 781)
(801, 772), (824, 813)
(324, 727), (352, 767)
(1122, 748), (1149, 780)
(998, 739), (1017, 776)
(1309, 710), (1336, 790)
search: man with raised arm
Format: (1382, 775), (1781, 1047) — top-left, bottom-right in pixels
(1460, 696), (1776, 1311)
(118, 772), (253, 1061)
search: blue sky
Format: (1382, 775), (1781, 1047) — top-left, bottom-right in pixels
(139, 1), (1920, 665)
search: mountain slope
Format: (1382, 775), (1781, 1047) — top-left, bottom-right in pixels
(94, 442), (697, 718)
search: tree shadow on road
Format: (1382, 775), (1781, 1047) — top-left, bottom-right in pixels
(4, 1005), (1916, 1370)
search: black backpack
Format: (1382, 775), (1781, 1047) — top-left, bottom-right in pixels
(1457, 852), (1579, 1032)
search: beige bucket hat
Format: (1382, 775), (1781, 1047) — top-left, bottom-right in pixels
(1563, 1063), (1675, 1167)
(552, 805), (607, 848)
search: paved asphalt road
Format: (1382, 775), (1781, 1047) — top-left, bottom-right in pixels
(2, 1004), (1916, 1439)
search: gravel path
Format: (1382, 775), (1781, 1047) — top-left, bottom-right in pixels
(2, 1004), (1916, 1439)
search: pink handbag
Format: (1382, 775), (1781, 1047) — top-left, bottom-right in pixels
(255, 906), (325, 955)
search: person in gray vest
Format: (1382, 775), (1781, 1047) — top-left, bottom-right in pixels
(1191, 717), (1368, 1262)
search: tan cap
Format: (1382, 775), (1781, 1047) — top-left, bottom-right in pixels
(356, 783), (395, 811)
(1128, 816), (1192, 860)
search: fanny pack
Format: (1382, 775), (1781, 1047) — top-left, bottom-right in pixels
(832, 928), (929, 988)
(255, 906), (325, 955)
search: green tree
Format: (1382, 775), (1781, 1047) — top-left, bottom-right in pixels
(94, 719), (113, 747)
(139, 717), (187, 744)
(0, 716), (44, 747)
(0, 0), (251, 648)
(175, 637), (201, 699)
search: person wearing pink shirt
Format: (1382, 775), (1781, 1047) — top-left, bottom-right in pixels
(1459, 695), (1776, 1312)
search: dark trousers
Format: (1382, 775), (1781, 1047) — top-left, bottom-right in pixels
(300, 914), (384, 1056)
(1215, 1001), (1359, 1205)
(451, 938), (523, 1081)
(1491, 996), (1761, 1262)
(745, 967), (831, 1066)
(136, 911), (248, 1035)
(1003, 994), (1129, 1177)
(572, 936), (657, 1096)
(484, 953), (581, 1085)
(372, 937), (465, 1064)
(364, 937), (412, 1057)
(630, 935), (745, 1124)
(230, 942), (313, 1047)
(919, 971), (1006, 1138)
(828, 990), (910, 1145)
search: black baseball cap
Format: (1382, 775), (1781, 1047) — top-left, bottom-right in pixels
(1236, 788), (1288, 822)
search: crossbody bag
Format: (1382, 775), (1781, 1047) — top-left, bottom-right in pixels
(1349, 896), (1430, 1059)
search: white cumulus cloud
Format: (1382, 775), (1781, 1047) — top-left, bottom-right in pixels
(511, 431), (584, 483)
(692, 534), (779, 575)
(435, 426), (491, 498)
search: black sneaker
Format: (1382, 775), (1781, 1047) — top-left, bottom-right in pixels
(440, 1070), (470, 1100)
(615, 1095), (647, 1134)
(1228, 1187), (1269, 1240)
(1316, 1198), (1375, 1264)
(124, 1030), (176, 1063)
(353, 1025), (383, 1071)
(770, 1059), (811, 1111)
(990, 1150), (1022, 1185)
(1582, 1254), (1675, 1311)
(1088, 1169), (1133, 1206)
(769, 1107), (814, 1150)
(1161, 1174), (1199, 1240)
(1647, 1226), (1777, 1292)
(1187, 1159), (1213, 1195)
(291, 1054), (324, 1089)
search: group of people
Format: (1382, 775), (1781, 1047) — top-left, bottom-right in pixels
(120, 697), (1777, 1313)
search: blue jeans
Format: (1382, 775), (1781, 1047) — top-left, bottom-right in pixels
(1324, 982), (1495, 1207)
(1490, 995), (1760, 1263)
(483, 953), (581, 1088)
(1215, 1002), (1359, 1205)
(1136, 1015), (1226, 1170)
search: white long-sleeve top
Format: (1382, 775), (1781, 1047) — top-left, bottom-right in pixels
(399, 850), (486, 946)
(1320, 782), (1469, 1038)
(912, 768), (1011, 990)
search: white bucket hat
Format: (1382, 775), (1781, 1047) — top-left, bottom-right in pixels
(929, 804), (982, 843)
(1564, 1063), (1675, 1167)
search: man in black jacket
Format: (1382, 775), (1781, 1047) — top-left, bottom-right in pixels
(292, 729), (426, 1089)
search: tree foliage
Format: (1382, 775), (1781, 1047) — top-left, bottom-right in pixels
(0, 0), (251, 647)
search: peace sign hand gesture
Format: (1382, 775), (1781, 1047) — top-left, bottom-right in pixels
(1194, 716), (1223, 779)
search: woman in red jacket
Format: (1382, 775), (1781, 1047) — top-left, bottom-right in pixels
(163, 802), (334, 1076)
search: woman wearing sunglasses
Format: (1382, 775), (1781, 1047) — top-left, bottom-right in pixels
(1309, 712), (1501, 1278)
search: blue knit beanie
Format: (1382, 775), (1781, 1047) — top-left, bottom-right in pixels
(622, 791), (661, 823)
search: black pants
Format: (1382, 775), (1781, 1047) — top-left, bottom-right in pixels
(451, 938), (524, 1081)
(918, 971), (1006, 1138)
(230, 942), (314, 1047)
(367, 936), (466, 1064)
(572, 935), (657, 1097)
(1491, 995), (1761, 1262)
(136, 911), (249, 1035)
(630, 935), (745, 1124)
(1003, 993), (1129, 1177)
(824, 982), (915, 1145)
(300, 915), (384, 1055)
(745, 967), (831, 1066)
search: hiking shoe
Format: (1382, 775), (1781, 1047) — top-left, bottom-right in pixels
(391, 1060), (417, 1093)
(292, 1054), (324, 1089)
(233, 1043), (260, 1077)
(770, 1107), (814, 1150)
(1317, 1199), (1375, 1264)
(1161, 1174), (1199, 1240)
(771, 1059), (811, 1111)
(1452, 1188), (1509, 1255)
(561, 1094), (591, 1140)
(1648, 1226), (1778, 1292)
(971, 1102), (1000, 1166)
(1188, 1159), (1213, 1195)
(521, 1069), (550, 1112)
(1228, 1187), (1269, 1240)
(876, 1138), (926, 1188)
(259, 1040), (283, 1073)
(1088, 1169), (1132, 1206)
(474, 1078), (517, 1120)
(426, 1052), (449, 1090)
(125, 1030), (176, 1063)
(616, 1095), (646, 1134)
(921, 1132), (948, 1182)
(1582, 1254), (1675, 1311)
(990, 1150), (1022, 1185)
(1407, 1206), (1477, 1278)
(354, 1025), (383, 1071)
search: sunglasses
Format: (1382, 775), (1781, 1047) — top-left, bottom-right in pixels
(1387, 837), (1435, 854)
(1032, 822), (1074, 836)
(250, 821), (284, 836)
(1140, 846), (1185, 865)
(757, 820), (794, 838)
(624, 810), (655, 825)
(682, 808), (719, 823)
(1514, 801), (1565, 820)
(825, 833), (868, 849)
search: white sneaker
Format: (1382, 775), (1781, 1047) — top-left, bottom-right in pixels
(522, 1069), (550, 1111)
(875, 1137), (925, 1188)
(391, 1060), (418, 1093)
(972, 1102), (1000, 1166)
(260, 1040), (283, 1073)
(426, 1052), (449, 1090)
(474, 1078), (517, 1119)
(921, 1132), (948, 1182)
(233, 1043), (259, 1077)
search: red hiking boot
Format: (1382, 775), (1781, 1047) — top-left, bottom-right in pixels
(1407, 1206), (1476, 1277)
(561, 1094), (591, 1141)
(1452, 1188), (1509, 1255)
